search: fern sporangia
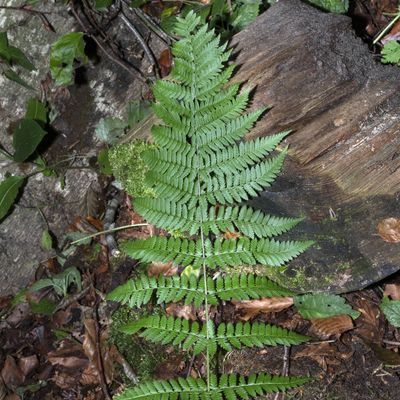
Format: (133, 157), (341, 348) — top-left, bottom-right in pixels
(110, 11), (313, 399)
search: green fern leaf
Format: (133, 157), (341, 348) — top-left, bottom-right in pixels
(107, 274), (295, 308)
(115, 373), (311, 400)
(120, 315), (308, 356)
(121, 237), (312, 269)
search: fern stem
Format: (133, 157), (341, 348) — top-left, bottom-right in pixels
(195, 141), (211, 390)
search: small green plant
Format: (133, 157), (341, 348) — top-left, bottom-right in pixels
(108, 12), (314, 399)
(0, 30), (36, 89)
(29, 266), (82, 297)
(381, 296), (400, 327)
(305, 0), (348, 13)
(50, 32), (88, 86)
(381, 40), (400, 66)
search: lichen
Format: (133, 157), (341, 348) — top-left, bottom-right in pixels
(108, 140), (155, 198)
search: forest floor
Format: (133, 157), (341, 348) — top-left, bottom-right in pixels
(1, 0), (400, 399)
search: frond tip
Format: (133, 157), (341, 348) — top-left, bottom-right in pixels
(114, 373), (312, 400)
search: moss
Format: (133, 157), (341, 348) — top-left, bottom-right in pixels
(108, 140), (156, 198)
(108, 305), (168, 382)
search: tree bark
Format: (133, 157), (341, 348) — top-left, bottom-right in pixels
(230, 0), (400, 293)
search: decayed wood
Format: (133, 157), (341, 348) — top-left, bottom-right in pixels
(229, 0), (400, 293)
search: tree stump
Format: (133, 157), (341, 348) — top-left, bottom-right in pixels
(230, 0), (400, 293)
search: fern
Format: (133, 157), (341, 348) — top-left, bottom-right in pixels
(122, 237), (311, 269)
(114, 374), (312, 400)
(107, 274), (295, 308)
(111, 11), (312, 399)
(120, 315), (309, 356)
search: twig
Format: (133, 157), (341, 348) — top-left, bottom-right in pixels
(68, 223), (149, 245)
(131, 5), (176, 44)
(383, 339), (400, 347)
(112, 346), (139, 384)
(70, 3), (148, 84)
(186, 354), (196, 378)
(103, 189), (124, 257)
(93, 302), (112, 400)
(54, 286), (91, 313)
(274, 346), (290, 400)
(0, 5), (55, 31)
(119, 12), (160, 79)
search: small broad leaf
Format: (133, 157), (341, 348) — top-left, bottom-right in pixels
(127, 100), (152, 127)
(0, 32), (8, 51)
(95, 0), (114, 9)
(25, 98), (48, 124)
(230, 0), (261, 31)
(29, 298), (56, 315)
(41, 229), (53, 251)
(7, 46), (36, 70)
(95, 117), (127, 144)
(294, 293), (360, 320)
(381, 296), (400, 327)
(13, 119), (47, 162)
(50, 32), (87, 86)
(306, 0), (349, 13)
(97, 148), (113, 174)
(3, 69), (34, 90)
(0, 175), (25, 221)
(381, 41), (400, 66)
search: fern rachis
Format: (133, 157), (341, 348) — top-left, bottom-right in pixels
(110, 11), (312, 399)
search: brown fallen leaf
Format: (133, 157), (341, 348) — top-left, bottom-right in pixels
(377, 218), (400, 243)
(80, 363), (100, 386)
(48, 341), (88, 370)
(17, 355), (39, 377)
(383, 283), (400, 300)
(294, 342), (353, 372)
(148, 261), (178, 277)
(1, 356), (24, 390)
(354, 297), (383, 343)
(311, 315), (354, 339)
(367, 342), (400, 366)
(223, 231), (241, 240)
(53, 370), (79, 390)
(158, 48), (172, 77)
(232, 297), (294, 321)
(382, 19), (400, 43)
(83, 319), (114, 384)
(166, 303), (196, 320)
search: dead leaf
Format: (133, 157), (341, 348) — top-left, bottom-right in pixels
(294, 342), (352, 371)
(368, 342), (400, 366)
(354, 297), (383, 343)
(154, 355), (185, 380)
(383, 283), (400, 300)
(166, 303), (196, 320)
(232, 297), (294, 321)
(223, 231), (241, 239)
(83, 319), (113, 384)
(18, 355), (39, 377)
(383, 19), (400, 43)
(158, 48), (172, 77)
(48, 341), (88, 369)
(377, 218), (400, 243)
(148, 261), (178, 277)
(80, 364), (99, 386)
(311, 315), (354, 339)
(53, 370), (78, 390)
(0, 376), (6, 400)
(1, 356), (24, 390)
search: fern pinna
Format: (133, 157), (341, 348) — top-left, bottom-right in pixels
(108, 11), (313, 399)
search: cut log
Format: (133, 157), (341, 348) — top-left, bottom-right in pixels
(229, 0), (400, 293)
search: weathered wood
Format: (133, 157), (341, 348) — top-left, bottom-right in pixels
(230, 0), (400, 293)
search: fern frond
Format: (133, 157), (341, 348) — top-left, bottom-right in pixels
(200, 131), (289, 176)
(115, 373), (311, 400)
(134, 198), (301, 239)
(120, 316), (308, 356)
(216, 322), (309, 350)
(107, 274), (294, 308)
(121, 237), (312, 269)
(120, 315), (216, 356)
(196, 150), (287, 206)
